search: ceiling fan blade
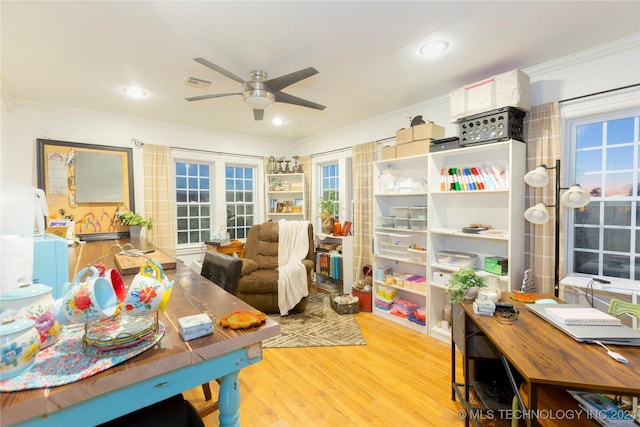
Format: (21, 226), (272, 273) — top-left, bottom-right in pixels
(193, 58), (246, 84)
(274, 92), (326, 111)
(264, 67), (319, 92)
(185, 93), (241, 102)
(253, 109), (264, 121)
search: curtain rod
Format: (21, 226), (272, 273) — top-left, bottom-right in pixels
(559, 83), (639, 104)
(310, 136), (395, 157)
(170, 145), (263, 159)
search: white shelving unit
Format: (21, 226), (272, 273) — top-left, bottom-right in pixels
(314, 234), (354, 295)
(371, 141), (525, 341)
(427, 140), (525, 343)
(372, 154), (429, 334)
(266, 173), (305, 222)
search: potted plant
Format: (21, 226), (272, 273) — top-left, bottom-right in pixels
(317, 199), (338, 234)
(445, 268), (486, 303)
(117, 211), (153, 238)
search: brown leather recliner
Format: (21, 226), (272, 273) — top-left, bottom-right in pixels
(236, 222), (315, 314)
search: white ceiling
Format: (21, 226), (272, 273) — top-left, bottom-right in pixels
(2, 1), (639, 142)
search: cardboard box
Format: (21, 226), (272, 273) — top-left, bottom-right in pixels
(396, 139), (431, 158)
(381, 145), (396, 160)
(449, 69), (531, 122)
(413, 123), (445, 141)
(432, 270), (452, 286)
(395, 127), (413, 144)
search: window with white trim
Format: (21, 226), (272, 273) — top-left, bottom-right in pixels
(568, 110), (640, 280)
(225, 165), (255, 239)
(321, 163), (340, 218)
(175, 162), (211, 244)
(174, 155), (261, 246)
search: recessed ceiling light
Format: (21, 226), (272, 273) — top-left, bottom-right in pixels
(272, 117), (284, 126)
(123, 86), (147, 98)
(419, 40), (449, 58)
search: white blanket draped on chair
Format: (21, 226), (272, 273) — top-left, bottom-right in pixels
(277, 219), (310, 315)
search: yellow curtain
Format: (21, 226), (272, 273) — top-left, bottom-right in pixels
(352, 142), (376, 282)
(143, 144), (176, 256)
(525, 102), (561, 294)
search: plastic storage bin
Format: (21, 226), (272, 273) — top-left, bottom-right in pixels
(408, 248), (427, 263)
(393, 218), (410, 229)
(379, 216), (395, 228)
(392, 206), (411, 218)
(436, 250), (478, 268)
(409, 219), (427, 230)
(376, 232), (414, 259)
(409, 206), (427, 219)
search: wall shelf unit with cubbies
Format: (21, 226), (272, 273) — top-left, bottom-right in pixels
(427, 140), (525, 343)
(266, 173), (305, 222)
(373, 154), (429, 334)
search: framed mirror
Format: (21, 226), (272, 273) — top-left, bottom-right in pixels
(37, 138), (135, 240)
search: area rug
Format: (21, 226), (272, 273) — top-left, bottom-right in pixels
(263, 293), (366, 348)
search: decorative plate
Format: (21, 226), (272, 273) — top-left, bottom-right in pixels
(219, 310), (266, 330)
(510, 291), (538, 303)
(85, 316), (156, 351)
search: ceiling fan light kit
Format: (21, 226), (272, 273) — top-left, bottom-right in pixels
(186, 58), (326, 121)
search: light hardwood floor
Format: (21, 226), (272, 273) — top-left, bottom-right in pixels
(184, 311), (466, 427)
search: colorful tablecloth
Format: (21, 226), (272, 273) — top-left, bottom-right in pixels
(0, 321), (164, 392)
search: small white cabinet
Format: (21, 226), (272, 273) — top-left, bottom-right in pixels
(266, 173), (305, 222)
(315, 234), (354, 295)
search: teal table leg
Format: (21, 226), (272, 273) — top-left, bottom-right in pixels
(218, 370), (240, 427)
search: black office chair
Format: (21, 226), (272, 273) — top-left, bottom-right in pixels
(200, 250), (242, 295)
(198, 250), (243, 415)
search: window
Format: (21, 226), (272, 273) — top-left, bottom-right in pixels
(225, 165), (255, 239)
(321, 163), (339, 217)
(174, 154), (261, 247)
(175, 162), (211, 244)
(568, 111), (640, 279)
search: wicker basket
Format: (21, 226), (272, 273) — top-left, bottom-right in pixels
(330, 296), (360, 315)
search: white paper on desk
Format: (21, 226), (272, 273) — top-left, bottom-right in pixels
(0, 235), (34, 294)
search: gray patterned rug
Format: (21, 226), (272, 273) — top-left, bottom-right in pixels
(263, 293), (366, 348)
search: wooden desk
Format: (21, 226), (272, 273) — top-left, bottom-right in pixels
(452, 293), (640, 427)
(1, 238), (279, 427)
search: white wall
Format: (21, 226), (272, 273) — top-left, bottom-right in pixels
(294, 36), (640, 155)
(2, 36), (638, 203)
(0, 103), (292, 211)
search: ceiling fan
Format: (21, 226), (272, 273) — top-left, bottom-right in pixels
(185, 57), (326, 120)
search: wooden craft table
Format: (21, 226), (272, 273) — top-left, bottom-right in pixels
(452, 293), (640, 427)
(1, 238), (279, 426)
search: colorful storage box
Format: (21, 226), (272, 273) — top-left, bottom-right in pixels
(484, 256), (508, 276)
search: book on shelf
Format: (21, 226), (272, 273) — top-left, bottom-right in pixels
(568, 391), (638, 427)
(545, 307), (622, 326)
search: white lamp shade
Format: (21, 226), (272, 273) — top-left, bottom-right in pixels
(560, 184), (591, 208)
(524, 165), (550, 187)
(524, 203), (550, 224)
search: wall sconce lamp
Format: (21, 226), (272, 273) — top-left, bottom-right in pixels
(523, 159), (591, 296)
